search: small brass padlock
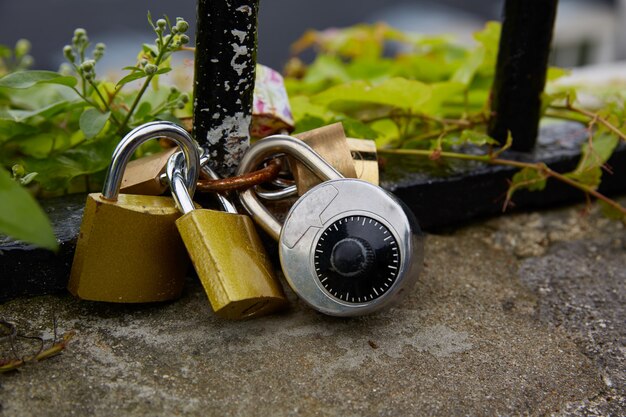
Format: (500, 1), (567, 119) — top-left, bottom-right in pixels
(291, 123), (357, 195)
(68, 122), (200, 302)
(238, 135), (424, 317)
(256, 124), (380, 201)
(120, 146), (178, 195)
(167, 151), (287, 319)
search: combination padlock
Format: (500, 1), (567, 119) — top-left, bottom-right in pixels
(237, 135), (424, 316)
(68, 121), (199, 302)
(167, 151), (287, 319)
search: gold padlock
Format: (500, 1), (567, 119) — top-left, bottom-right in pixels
(120, 146), (178, 195)
(346, 137), (379, 186)
(68, 122), (200, 303)
(167, 151), (287, 319)
(290, 123), (356, 195)
(289, 123), (380, 195)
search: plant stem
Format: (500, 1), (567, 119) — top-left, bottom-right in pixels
(551, 104), (626, 142)
(379, 147), (626, 216)
(87, 79), (120, 126)
(118, 36), (174, 132)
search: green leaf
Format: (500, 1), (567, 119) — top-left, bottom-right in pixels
(444, 129), (498, 146)
(155, 67), (171, 75)
(133, 101), (153, 121)
(0, 70), (77, 89)
(451, 48), (485, 86)
(0, 119), (38, 141)
(598, 200), (626, 221)
(79, 108), (110, 139)
(116, 70), (147, 87)
(0, 168), (57, 250)
(338, 117), (380, 139)
(566, 132), (618, 189)
(312, 78), (431, 112)
(22, 137), (117, 190)
(1, 100), (79, 122)
(512, 167), (548, 191)
(506, 167), (548, 206)
(142, 44), (159, 57)
(546, 67), (570, 82)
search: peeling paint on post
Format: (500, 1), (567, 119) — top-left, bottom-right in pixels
(193, 0), (259, 176)
(488, 0), (559, 151)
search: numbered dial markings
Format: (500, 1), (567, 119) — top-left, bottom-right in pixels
(314, 216), (400, 304)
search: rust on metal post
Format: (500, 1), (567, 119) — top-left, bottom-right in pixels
(193, 0), (259, 177)
(488, 0), (559, 151)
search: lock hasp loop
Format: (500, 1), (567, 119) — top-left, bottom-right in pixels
(102, 121), (200, 201)
(237, 135), (343, 240)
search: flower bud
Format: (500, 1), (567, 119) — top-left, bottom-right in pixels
(63, 45), (75, 62)
(171, 26), (179, 35)
(12, 164), (25, 178)
(179, 35), (190, 45)
(15, 39), (31, 57)
(58, 63), (73, 76)
(144, 63), (158, 75)
(170, 86), (179, 94)
(20, 55), (34, 68)
(73, 28), (88, 44)
(177, 101), (186, 109)
(95, 43), (106, 51)
(84, 72), (94, 81)
(176, 20), (189, 33)
(81, 59), (95, 72)
(180, 93), (189, 104)
(156, 19), (167, 30)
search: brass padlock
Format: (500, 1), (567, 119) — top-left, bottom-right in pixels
(120, 146), (178, 195)
(291, 123), (357, 195)
(255, 125), (380, 201)
(68, 122), (200, 302)
(166, 151), (287, 319)
(346, 137), (379, 186)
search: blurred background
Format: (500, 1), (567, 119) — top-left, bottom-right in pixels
(0, 0), (623, 73)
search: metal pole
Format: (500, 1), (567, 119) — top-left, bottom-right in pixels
(488, 0), (559, 151)
(193, 0), (259, 176)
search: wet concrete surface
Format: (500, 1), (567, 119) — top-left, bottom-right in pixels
(0, 199), (624, 416)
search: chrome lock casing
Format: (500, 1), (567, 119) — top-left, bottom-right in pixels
(238, 135), (424, 317)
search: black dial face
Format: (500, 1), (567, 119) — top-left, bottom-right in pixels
(314, 216), (400, 304)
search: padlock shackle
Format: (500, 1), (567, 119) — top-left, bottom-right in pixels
(237, 135), (343, 240)
(167, 151), (196, 215)
(101, 122), (200, 201)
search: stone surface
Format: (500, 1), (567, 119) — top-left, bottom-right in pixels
(1, 199), (624, 416)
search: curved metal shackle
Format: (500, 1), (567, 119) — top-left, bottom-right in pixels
(166, 151), (197, 215)
(237, 135), (344, 240)
(101, 121), (201, 201)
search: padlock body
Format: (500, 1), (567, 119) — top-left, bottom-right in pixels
(291, 123), (357, 195)
(278, 179), (423, 317)
(176, 210), (287, 319)
(68, 193), (189, 302)
(346, 138), (379, 186)
(120, 147), (177, 195)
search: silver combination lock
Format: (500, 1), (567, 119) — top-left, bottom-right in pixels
(237, 135), (424, 317)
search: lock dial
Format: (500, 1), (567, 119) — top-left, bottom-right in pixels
(314, 216), (400, 304)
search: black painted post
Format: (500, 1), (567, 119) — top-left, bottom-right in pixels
(488, 0), (559, 152)
(193, 0), (259, 176)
